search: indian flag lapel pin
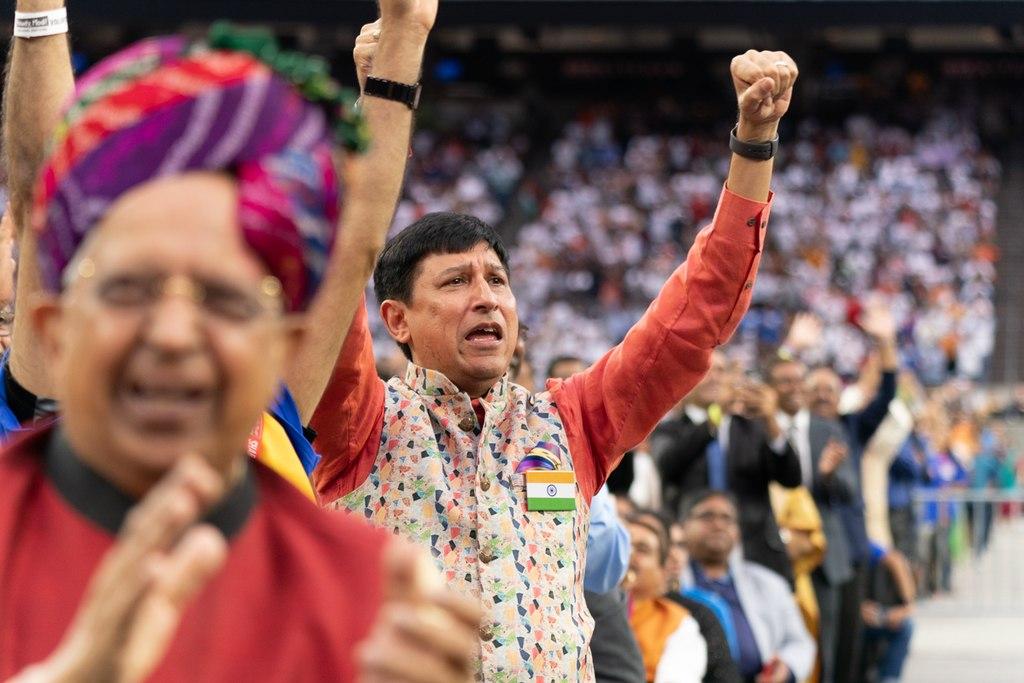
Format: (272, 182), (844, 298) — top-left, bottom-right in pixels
(525, 469), (576, 511)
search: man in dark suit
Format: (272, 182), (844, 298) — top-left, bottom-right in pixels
(654, 351), (802, 585)
(806, 304), (900, 683)
(770, 358), (857, 683)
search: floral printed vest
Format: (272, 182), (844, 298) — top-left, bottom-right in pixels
(330, 365), (594, 682)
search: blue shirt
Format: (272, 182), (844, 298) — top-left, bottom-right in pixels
(888, 433), (925, 510)
(921, 452), (968, 524)
(584, 485), (630, 593)
(692, 561), (762, 679)
(0, 352), (25, 441)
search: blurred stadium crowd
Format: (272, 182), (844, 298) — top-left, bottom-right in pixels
(384, 103), (1002, 388)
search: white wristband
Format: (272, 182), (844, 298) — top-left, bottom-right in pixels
(14, 8), (68, 39)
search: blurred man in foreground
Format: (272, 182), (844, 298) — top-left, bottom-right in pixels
(0, 1), (478, 680)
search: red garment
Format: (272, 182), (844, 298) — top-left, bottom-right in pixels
(311, 186), (772, 504)
(0, 427), (387, 682)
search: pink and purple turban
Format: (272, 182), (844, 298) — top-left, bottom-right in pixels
(32, 26), (366, 312)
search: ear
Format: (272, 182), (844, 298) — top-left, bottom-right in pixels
(278, 315), (309, 375)
(380, 299), (411, 346)
(27, 292), (65, 379)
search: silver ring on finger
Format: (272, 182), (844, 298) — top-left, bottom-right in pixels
(774, 61), (788, 69)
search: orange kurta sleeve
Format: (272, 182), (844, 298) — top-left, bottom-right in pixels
(553, 185), (773, 500)
(310, 296), (386, 503)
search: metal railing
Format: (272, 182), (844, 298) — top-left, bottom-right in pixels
(912, 489), (1024, 616)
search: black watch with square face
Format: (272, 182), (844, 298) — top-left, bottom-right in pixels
(364, 76), (421, 111)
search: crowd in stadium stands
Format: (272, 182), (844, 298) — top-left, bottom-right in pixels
(384, 107), (1002, 389)
(4, 2), (1024, 681)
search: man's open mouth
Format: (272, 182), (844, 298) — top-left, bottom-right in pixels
(118, 379), (216, 428)
(465, 323), (504, 343)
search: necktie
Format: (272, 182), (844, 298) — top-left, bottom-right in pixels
(706, 438), (726, 491)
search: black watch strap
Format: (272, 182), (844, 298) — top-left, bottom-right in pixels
(364, 76), (421, 110)
(729, 125), (778, 161)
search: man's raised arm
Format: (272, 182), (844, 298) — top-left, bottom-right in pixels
(2, 0), (75, 398)
(286, 0), (437, 422)
(726, 50), (797, 203)
(555, 51), (799, 496)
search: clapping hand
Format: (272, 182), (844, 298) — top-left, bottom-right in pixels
(15, 457), (228, 683)
(819, 438), (849, 478)
(734, 380), (778, 421)
(358, 540), (480, 683)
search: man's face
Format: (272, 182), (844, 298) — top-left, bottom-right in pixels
(690, 350), (727, 408)
(682, 496), (739, 566)
(807, 368), (842, 420)
(665, 523), (688, 588)
(770, 361), (807, 415)
(383, 242), (518, 397)
(35, 172), (297, 493)
(627, 521), (666, 601)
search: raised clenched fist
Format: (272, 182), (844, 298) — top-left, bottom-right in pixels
(730, 50), (799, 141)
(377, 0), (439, 35)
(354, 20), (381, 94)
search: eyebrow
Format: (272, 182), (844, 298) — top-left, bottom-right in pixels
(436, 262), (509, 278)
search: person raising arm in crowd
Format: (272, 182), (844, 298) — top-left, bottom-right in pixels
(311, 45), (799, 681)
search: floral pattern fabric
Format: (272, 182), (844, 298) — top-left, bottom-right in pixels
(329, 364), (594, 682)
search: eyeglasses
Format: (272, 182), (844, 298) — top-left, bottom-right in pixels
(689, 510), (738, 526)
(73, 258), (283, 324)
(0, 302), (12, 338)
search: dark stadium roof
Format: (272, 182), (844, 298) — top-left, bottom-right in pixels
(65, 1), (1024, 28)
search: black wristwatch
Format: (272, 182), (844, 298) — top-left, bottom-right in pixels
(364, 76), (421, 111)
(729, 125), (779, 161)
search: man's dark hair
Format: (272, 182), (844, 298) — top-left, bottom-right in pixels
(627, 509), (672, 566)
(373, 212), (511, 360)
(679, 489), (739, 522)
(546, 355), (584, 381)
